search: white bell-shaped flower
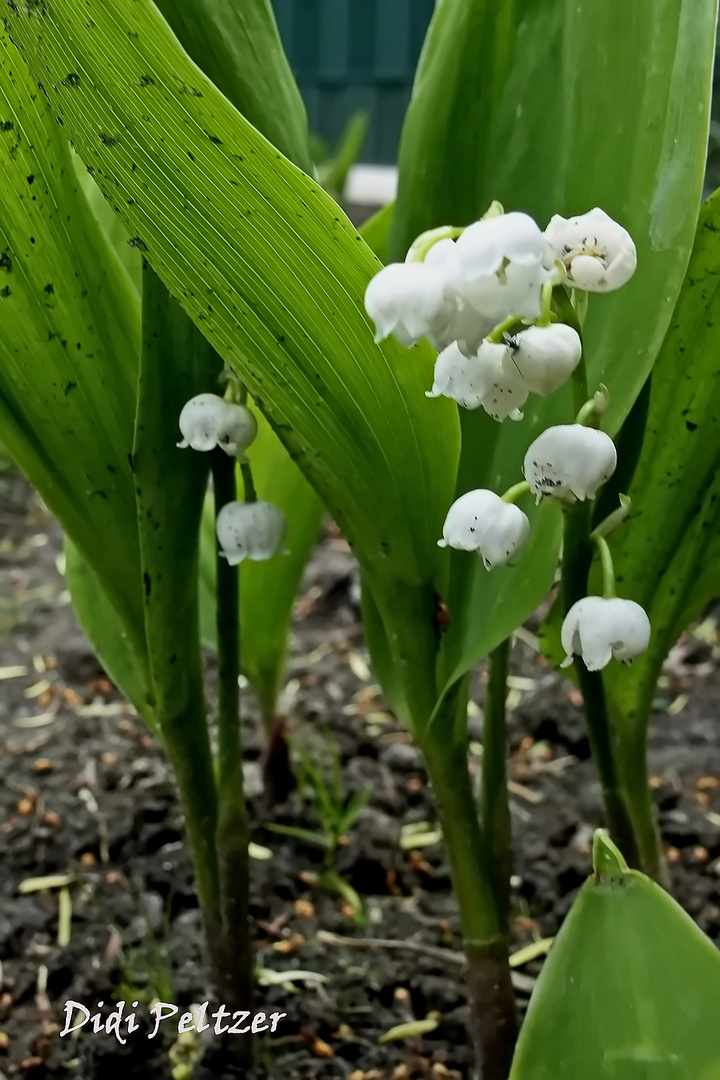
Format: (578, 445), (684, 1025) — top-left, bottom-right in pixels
(216, 500), (286, 566)
(438, 489), (529, 569)
(427, 341), (528, 421)
(178, 393), (257, 457)
(523, 424), (616, 502)
(364, 261), (455, 348)
(504, 323), (582, 396)
(544, 208), (636, 293)
(454, 212), (550, 336)
(561, 596), (651, 671)
(419, 239), (493, 353)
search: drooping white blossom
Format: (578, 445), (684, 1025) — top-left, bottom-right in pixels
(544, 208), (636, 293)
(523, 424), (617, 502)
(177, 393), (258, 457)
(216, 500), (286, 565)
(503, 323), (582, 396)
(438, 489), (529, 569)
(427, 341), (528, 421)
(452, 212), (550, 348)
(363, 261), (455, 348)
(561, 596), (651, 671)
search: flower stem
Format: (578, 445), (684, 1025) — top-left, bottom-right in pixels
(210, 450), (253, 1036)
(500, 480), (530, 505)
(595, 535), (617, 598)
(483, 638), (512, 932)
(422, 681), (516, 1079)
(561, 470), (640, 866)
(212, 452), (243, 790)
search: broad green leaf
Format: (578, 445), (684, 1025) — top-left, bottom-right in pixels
(0, 23), (144, 659)
(71, 151), (141, 297)
(7, 0), (460, 728)
(199, 411), (324, 724)
(601, 192), (720, 735)
(156, 0), (320, 727)
(510, 846), (720, 1078)
(392, 0), (717, 692)
(153, 0), (312, 173)
(64, 537), (153, 720)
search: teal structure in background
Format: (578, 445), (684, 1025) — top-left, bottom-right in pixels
(272, 0), (434, 164)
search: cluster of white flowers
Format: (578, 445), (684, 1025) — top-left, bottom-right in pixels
(177, 392), (285, 565)
(366, 208), (635, 423)
(365, 205), (649, 671)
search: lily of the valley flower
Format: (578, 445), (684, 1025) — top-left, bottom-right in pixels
(504, 323), (582, 396)
(523, 424), (616, 502)
(178, 393), (257, 457)
(453, 212), (550, 351)
(544, 208), (636, 293)
(216, 501), (286, 565)
(561, 596), (651, 671)
(427, 341), (528, 421)
(363, 261), (455, 348)
(438, 489), (529, 569)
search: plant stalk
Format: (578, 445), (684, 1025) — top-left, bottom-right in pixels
(210, 451), (253, 1033)
(562, 492), (641, 867)
(483, 639), (512, 933)
(422, 681), (516, 1080)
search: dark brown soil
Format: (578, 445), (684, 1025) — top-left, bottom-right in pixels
(2, 469), (720, 1079)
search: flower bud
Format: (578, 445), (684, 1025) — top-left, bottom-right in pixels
(523, 424), (616, 502)
(438, 489), (529, 569)
(544, 208), (636, 292)
(216, 500), (286, 565)
(504, 323), (582, 396)
(364, 261), (455, 348)
(561, 596), (650, 671)
(178, 393), (257, 457)
(427, 341), (528, 421)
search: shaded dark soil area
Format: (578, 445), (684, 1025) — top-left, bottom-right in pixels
(2, 473), (720, 1079)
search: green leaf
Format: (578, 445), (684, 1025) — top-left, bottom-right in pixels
(0, 23), (145, 659)
(392, 0), (718, 691)
(7, 0), (460, 728)
(64, 537), (152, 720)
(152, 0), (312, 173)
(134, 265), (217, 726)
(199, 411), (324, 723)
(133, 264), (220, 920)
(510, 843), (720, 1078)
(156, 0), (321, 728)
(601, 192), (720, 733)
